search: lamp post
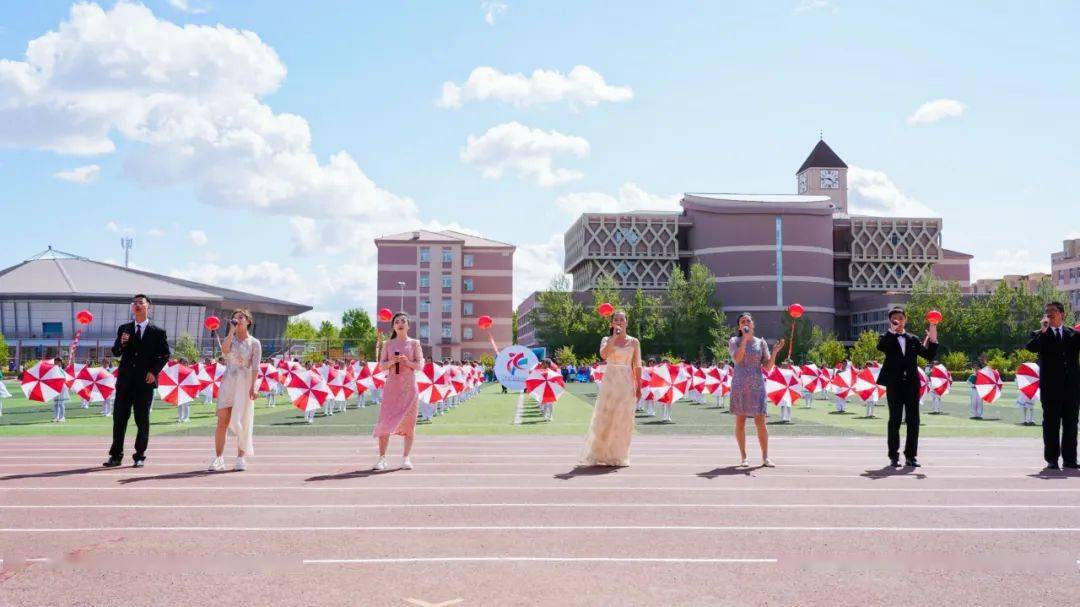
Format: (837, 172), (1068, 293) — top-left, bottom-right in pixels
(397, 281), (406, 311)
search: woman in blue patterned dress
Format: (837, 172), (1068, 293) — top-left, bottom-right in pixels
(728, 312), (785, 468)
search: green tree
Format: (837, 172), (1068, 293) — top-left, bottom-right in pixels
(553, 345), (577, 367)
(659, 263), (723, 361)
(340, 308), (377, 358)
(173, 334), (200, 363)
(627, 288), (664, 355)
(316, 320), (340, 340)
(849, 330), (880, 367)
(285, 318), (318, 340)
(781, 318), (825, 364)
(808, 335), (847, 367)
(0, 332), (9, 371)
(531, 276), (586, 353)
(511, 309), (519, 344)
(941, 351), (969, 373)
(1008, 348), (1037, 370)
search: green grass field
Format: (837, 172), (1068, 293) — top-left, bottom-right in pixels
(0, 379), (1042, 439)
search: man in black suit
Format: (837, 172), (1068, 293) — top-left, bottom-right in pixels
(876, 307), (939, 468)
(103, 294), (170, 468)
(1026, 301), (1080, 471)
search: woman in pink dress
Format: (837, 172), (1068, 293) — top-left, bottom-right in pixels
(372, 312), (424, 471)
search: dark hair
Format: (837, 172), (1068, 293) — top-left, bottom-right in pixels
(133, 294), (151, 305)
(887, 307), (906, 320)
(390, 312), (409, 338)
(732, 312), (753, 338)
(1047, 301), (1066, 314)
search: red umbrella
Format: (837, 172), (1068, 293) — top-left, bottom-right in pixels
(21, 361), (67, 403)
(416, 362), (446, 404)
(157, 363), (201, 406)
(974, 366), (1003, 404)
(765, 366), (802, 406)
(74, 366), (116, 403)
(930, 364), (952, 396)
(524, 367), (565, 404)
(1015, 362), (1039, 400)
(649, 362), (689, 404)
(256, 362), (280, 393)
(287, 369), (330, 412)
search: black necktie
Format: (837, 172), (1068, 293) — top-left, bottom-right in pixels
(136, 325), (143, 341)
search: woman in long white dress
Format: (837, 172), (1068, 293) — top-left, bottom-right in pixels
(209, 309), (261, 472)
(581, 310), (642, 467)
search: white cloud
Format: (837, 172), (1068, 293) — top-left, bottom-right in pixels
(167, 0), (207, 15)
(513, 233), (567, 305)
(461, 122), (589, 187)
(187, 229), (208, 246)
(170, 261), (317, 307)
(104, 220), (134, 235)
(481, 1), (507, 26)
(555, 182), (679, 215)
(53, 164), (100, 183)
(0, 2), (414, 222)
(147, 227), (166, 237)
(971, 249), (1048, 280)
(795, 0), (837, 13)
(847, 166), (937, 217)
(438, 66), (633, 110)
(907, 99), (967, 125)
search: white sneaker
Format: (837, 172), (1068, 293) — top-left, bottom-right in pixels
(401, 457), (414, 470)
(208, 457), (225, 472)
(234, 457), (247, 472)
(739, 457), (750, 467)
(373, 457), (387, 471)
(762, 458), (776, 468)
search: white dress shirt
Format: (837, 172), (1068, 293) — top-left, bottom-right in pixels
(134, 319), (149, 339)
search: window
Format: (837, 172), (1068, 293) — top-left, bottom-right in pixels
(442, 274), (452, 289)
(442, 324), (452, 339)
(42, 322), (63, 338)
(463, 302), (474, 316)
(419, 299), (430, 313)
(442, 248), (453, 263)
(464, 278), (475, 292)
(419, 324), (429, 339)
(442, 299), (452, 314)
(463, 327), (474, 340)
(419, 247), (430, 263)
(463, 254), (474, 268)
(419, 274), (430, 288)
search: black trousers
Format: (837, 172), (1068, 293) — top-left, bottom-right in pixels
(1041, 397), (1080, 465)
(109, 380), (155, 461)
(885, 379), (920, 460)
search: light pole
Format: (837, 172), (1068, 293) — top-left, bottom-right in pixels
(397, 281), (406, 311)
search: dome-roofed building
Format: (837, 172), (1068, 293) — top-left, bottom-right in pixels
(0, 247), (311, 363)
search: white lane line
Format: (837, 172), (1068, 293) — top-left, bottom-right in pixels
(3, 486), (1078, 493)
(3, 525), (1079, 533)
(0, 472), (1045, 479)
(0, 462), (1043, 469)
(303, 557), (778, 565)
(3, 503), (1078, 510)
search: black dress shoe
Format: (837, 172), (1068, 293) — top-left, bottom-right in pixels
(1064, 462), (1079, 469)
(102, 458), (122, 468)
(904, 458), (920, 468)
(889, 458), (901, 468)
(133, 459), (146, 468)
(1045, 462), (1061, 470)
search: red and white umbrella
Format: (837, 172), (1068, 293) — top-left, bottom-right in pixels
(649, 362), (689, 404)
(449, 366), (467, 396)
(157, 363), (201, 406)
(852, 367), (881, 403)
(690, 366), (706, 394)
(416, 362), (446, 405)
(287, 369), (330, 412)
(829, 365), (855, 399)
(1015, 362), (1040, 400)
(719, 366), (732, 397)
(592, 363), (606, 384)
(701, 366), (723, 396)
(342, 370), (359, 401)
(357, 361), (387, 391)
(21, 360), (68, 403)
(325, 367), (347, 401)
(64, 362), (85, 389)
(73, 366), (116, 403)
(524, 367), (565, 404)
(930, 364), (952, 396)
(799, 363), (822, 393)
(974, 366), (1003, 404)
(196, 362), (224, 398)
(256, 362), (280, 393)
(818, 367), (833, 392)
(917, 367), (930, 399)
(865, 363), (887, 399)
(765, 366), (802, 406)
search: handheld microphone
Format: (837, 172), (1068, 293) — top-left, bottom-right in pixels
(741, 326), (750, 335)
(394, 351), (401, 374)
(230, 319), (239, 327)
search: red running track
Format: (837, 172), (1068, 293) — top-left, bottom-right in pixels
(1, 435), (1078, 606)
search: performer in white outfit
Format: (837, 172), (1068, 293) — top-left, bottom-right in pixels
(1017, 390), (1038, 426)
(101, 363), (115, 416)
(208, 309), (261, 472)
(969, 357), (987, 420)
(52, 358), (70, 422)
(0, 377), (10, 416)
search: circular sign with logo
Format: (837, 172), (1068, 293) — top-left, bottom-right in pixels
(494, 345), (540, 392)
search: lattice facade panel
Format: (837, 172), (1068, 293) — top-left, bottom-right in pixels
(571, 258), (676, 291)
(849, 261), (934, 291)
(564, 214), (679, 273)
(849, 217), (942, 291)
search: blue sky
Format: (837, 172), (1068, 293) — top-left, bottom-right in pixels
(2, 1), (1078, 322)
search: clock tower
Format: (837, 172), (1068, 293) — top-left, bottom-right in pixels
(796, 139), (848, 213)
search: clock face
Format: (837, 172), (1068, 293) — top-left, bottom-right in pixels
(798, 172), (808, 194)
(820, 169), (839, 189)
